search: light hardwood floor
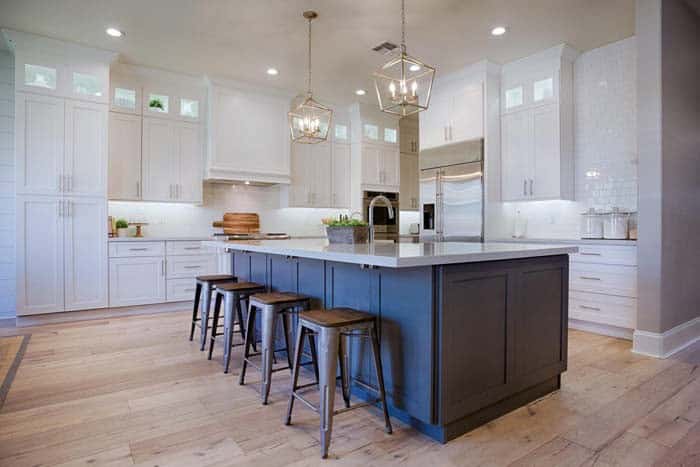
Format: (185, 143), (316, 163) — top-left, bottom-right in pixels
(0, 310), (698, 467)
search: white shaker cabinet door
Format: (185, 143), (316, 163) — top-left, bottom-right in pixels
(16, 195), (65, 316)
(331, 143), (351, 208)
(108, 112), (142, 200)
(63, 197), (108, 311)
(142, 117), (177, 202)
(64, 100), (108, 197)
(531, 104), (560, 200)
(109, 257), (166, 307)
(176, 122), (203, 203)
(361, 144), (382, 186)
(15, 93), (65, 196)
(449, 83), (484, 143)
(501, 110), (532, 201)
(311, 141), (332, 207)
(380, 147), (401, 188)
(289, 143), (312, 207)
(419, 91), (450, 150)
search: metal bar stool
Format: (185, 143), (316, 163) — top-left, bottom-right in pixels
(208, 282), (266, 373)
(189, 274), (236, 350)
(239, 292), (313, 404)
(285, 308), (392, 459)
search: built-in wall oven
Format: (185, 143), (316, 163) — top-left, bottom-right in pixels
(362, 191), (399, 242)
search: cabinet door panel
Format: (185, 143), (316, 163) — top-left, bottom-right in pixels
(64, 197), (108, 311)
(419, 92), (449, 150)
(361, 144), (381, 185)
(501, 111), (531, 201)
(450, 83), (484, 143)
(331, 143), (351, 208)
(64, 100), (108, 197)
(15, 93), (64, 195)
(532, 104), (560, 199)
(142, 118), (177, 201)
(108, 112), (142, 200)
(16, 196), (64, 315)
(311, 142), (331, 207)
(289, 143), (311, 206)
(176, 122), (203, 203)
(109, 257), (166, 307)
(400, 153), (419, 210)
(380, 147), (400, 187)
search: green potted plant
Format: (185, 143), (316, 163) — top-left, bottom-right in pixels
(115, 218), (129, 238)
(322, 215), (369, 244)
(149, 98), (164, 110)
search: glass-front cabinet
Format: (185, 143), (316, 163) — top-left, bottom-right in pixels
(502, 72), (558, 113)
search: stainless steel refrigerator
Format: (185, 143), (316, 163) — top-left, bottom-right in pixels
(419, 139), (484, 242)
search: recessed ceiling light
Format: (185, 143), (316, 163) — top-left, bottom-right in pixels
(491, 26), (507, 36)
(409, 64), (421, 72)
(355, 89), (366, 96)
(266, 68), (279, 76)
(106, 27), (123, 38)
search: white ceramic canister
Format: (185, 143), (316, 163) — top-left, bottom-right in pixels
(580, 208), (603, 239)
(603, 207), (630, 239)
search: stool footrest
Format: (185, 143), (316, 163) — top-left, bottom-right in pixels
(334, 400), (381, 416)
(291, 392), (320, 414)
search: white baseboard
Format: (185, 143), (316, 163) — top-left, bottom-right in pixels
(568, 319), (633, 340)
(633, 317), (700, 358)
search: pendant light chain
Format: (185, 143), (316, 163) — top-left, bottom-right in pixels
(401, 0), (406, 53)
(307, 15), (312, 95)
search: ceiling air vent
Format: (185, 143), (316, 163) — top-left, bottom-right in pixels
(372, 41), (398, 55)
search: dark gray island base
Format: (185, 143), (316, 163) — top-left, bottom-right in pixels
(226, 248), (569, 443)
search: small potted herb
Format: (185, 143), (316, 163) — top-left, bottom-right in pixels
(115, 218), (129, 237)
(322, 215), (369, 244)
(149, 98), (164, 110)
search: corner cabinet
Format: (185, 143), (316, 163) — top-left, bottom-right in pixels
(500, 45), (577, 201)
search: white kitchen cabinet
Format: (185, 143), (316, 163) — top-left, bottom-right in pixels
(108, 112), (142, 200)
(399, 117), (419, 155)
(16, 195), (65, 315)
(166, 278), (199, 303)
(360, 143), (400, 191)
(501, 111), (531, 201)
(380, 146), (400, 188)
(400, 153), (419, 210)
(142, 117), (177, 201)
(206, 83), (290, 184)
(419, 92), (450, 151)
(15, 93), (65, 195)
(110, 80), (141, 115)
(63, 197), (108, 311)
(361, 144), (381, 186)
(287, 142), (332, 207)
(331, 143), (351, 208)
(311, 142), (332, 207)
(109, 256), (166, 307)
(64, 99), (108, 197)
(176, 122), (203, 203)
(419, 82), (483, 150)
(166, 255), (217, 280)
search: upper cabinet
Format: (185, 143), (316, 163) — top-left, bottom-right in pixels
(108, 112), (142, 200)
(500, 44), (577, 201)
(420, 82), (483, 150)
(206, 81), (291, 184)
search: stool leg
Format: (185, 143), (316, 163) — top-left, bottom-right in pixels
(338, 334), (351, 408)
(281, 310), (294, 373)
(189, 282), (202, 341)
(222, 292), (236, 373)
(318, 327), (340, 459)
(261, 305), (278, 405)
(199, 283), (213, 351)
(285, 322), (306, 426)
(307, 333), (320, 384)
(235, 296), (246, 342)
(207, 292), (223, 360)
(370, 325), (393, 434)
(239, 304), (257, 385)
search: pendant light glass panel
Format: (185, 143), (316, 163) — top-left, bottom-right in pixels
(288, 93), (332, 144)
(374, 53), (435, 116)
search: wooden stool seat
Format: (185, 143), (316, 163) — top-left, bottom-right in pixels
(250, 292), (309, 305)
(196, 274), (235, 283)
(300, 308), (374, 328)
(216, 282), (266, 293)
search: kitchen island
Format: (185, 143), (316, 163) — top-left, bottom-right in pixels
(203, 239), (577, 442)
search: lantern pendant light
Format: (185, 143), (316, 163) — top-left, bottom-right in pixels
(373, 0), (436, 116)
(288, 10), (333, 144)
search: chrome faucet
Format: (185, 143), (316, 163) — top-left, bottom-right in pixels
(368, 195), (395, 243)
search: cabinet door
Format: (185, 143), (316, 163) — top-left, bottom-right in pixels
(418, 91), (449, 150)
(64, 100), (108, 197)
(63, 197), (108, 311)
(16, 195), (64, 315)
(109, 257), (166, 307)
(176, 122), (203, 203)
(331, 143), (351, 208)
(15, 93), (64, 195)
(311, 141), (332, 207)
(289, 143), (312, 206)
(400, 153), (419, 210)
(361, 144), (381, 185)
(108, 112), (142, 200)
(501, 111), (532, 201)
(380, 147), (400, 187)
(142, 117), (177, 201)
(449, 83), (483, 143)
(532, 104), (560, 199)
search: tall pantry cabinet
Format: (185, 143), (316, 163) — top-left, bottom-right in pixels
(7, 30), (116, 315)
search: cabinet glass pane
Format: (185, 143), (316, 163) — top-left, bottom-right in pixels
(180, 98), (199, 118)
(73, 72), (102, 97)
(148, 93), (169, 113)
(384, 128), (398, 143)
(533, 78), (554, 102)
(24, 64), (57, 90)
(114, 87), (136, 109)
(363, 123), (378, 140)
(334, 124), (348, 141)
(505, 86), (523, 109)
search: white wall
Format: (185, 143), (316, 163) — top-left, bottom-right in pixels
(0, 51), (15, 318)
(487, 37), (638, 240)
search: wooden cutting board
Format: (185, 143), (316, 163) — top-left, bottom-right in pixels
(212, 213), (260, 234)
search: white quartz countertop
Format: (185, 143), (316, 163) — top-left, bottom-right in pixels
(109, 236), (211, 242)
(202, 239), (577, 268)
(490, 237), (637, 247)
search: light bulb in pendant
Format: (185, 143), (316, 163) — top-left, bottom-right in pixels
(389, 81), (396, 99)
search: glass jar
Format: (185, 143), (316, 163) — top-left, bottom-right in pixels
(580, 208), (603, 239)
(603, 207), (630, 240)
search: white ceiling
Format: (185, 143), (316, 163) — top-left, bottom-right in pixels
(0, 0), (636, 104)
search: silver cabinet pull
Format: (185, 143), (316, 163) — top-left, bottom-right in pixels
(449, 125), (453, 141)
(177, 184), (181, 199)
(579, 304), (601, 311)
(444, 126), (448, 141)
(183, 265), (201, 269)
(58, 174), (63, 192)
(57, 200), (63, 217)
(129, 248), (149, 251)
(67, 200), (72, 217)
(184, 247), (200, 250)
(162, 260), (166, 276)
(579, 252), (602, 256)
(67, 175), (72, 192)
(580, 276), (601, 281)
(184, 288), (195, 293)
(136, 181), (141, 198)
(523, 179), (527, 196)
(529, 179), (533, 196)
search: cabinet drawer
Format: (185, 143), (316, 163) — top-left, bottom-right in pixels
(109, 241), (165, 258)
(166, 278), (198, 302)
(569, 291), (637, 329)
(166, 255), (217, 279)
(167, 240), (208, 256)
(570, 245), (637, 266)
(570, 263), (637, 298)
